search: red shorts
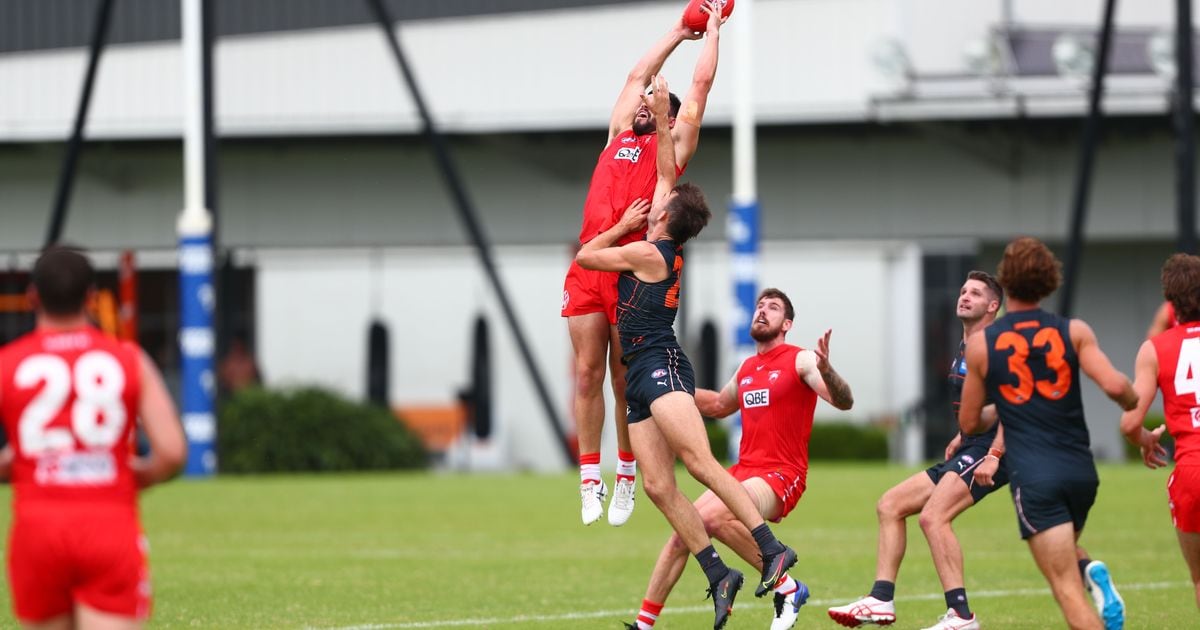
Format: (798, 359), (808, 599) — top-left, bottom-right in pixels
(8, 502), (151, 622)
(561, 261), (618, 325)
(729, 463), (807, 522)
(1169, 465), (1200, 533)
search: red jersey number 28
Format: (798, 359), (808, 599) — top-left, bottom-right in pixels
(16, 351), (127, 455)
(994, 327), (1072, 405)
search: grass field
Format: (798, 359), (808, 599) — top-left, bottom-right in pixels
(0, 463), (1194, 628)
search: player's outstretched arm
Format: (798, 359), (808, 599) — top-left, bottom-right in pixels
(695, 376), (739, 418)
(131, 349), (187, 488)
(607, 22), (696, 142)
(673, 0), (725, 168)
(1071, 319), (1138, 410)
(800, 329), (854, 410)
(646, 75), (678, 208)
(576, 200), (661, 276)
(959, 331), (993, 434)
(1120, 340), (1170, 469)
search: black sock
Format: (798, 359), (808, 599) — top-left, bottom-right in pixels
(751, 523), (784, 556)
(869, 580), (895, 602)
(945, 588), (970, 618)
(1078, 558), (1092, 580)
(695, 545), (728, 585)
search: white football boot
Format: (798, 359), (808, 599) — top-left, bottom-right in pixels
(919, 609), (979, 630)
(827, 595), (896, 627)
(607, 477), (636, 526)
(580, 480), (607, 525)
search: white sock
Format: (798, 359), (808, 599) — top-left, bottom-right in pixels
(616, 456), (636, 478)
(775, 574), (798, 596)
(580, 463), (601, 485)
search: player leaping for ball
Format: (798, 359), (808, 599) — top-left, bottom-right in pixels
(562, 0), (726, 528)
(578, 75), (797, 630)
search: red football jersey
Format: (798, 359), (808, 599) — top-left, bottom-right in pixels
(1151, 321), (1200, 466)
(0, 326), (141, 506)
(735, 344), (818, 475)
(577, 129), (684, 247)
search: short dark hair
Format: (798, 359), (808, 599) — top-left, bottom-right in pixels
(996, 237), (1061, 304)
(668, 92), (681, 118)
(966, 270), (1004, 308)
(757, 288), (794, 321)
(32, 245), (95, 316)
(665, 182), (711, 245)
(1162, 253), (1200, 323)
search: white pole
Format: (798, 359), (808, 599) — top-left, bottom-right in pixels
(178, 0), (216, 476)
(727, 0), (757, 462)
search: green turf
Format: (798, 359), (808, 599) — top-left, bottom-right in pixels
(0, 463), (1193, 628)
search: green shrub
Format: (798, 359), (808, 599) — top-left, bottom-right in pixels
(218, 387), (427, 473)
(808, 421), (889, 460)
(1122, 414), (1174, 462)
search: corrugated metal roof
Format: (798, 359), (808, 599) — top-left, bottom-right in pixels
(0, 0), (646, 54)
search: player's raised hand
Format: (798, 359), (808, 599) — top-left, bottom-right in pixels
(814, 328), (833, 373)
(1139, 424), (1169, 469)
(700, 0), (728, 35)
(641, 75), (671, 119)
(616, 198), (651, 234)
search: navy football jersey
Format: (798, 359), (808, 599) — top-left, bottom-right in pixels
(617, 240), (682, 359)
(951, 339), (997, 447)
(983, 309), (1093, 484)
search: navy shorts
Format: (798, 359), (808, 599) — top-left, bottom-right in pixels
(926, 441), (1009, 504)
(1009, 477), (1097, 540)
(623, 345), (695, 424)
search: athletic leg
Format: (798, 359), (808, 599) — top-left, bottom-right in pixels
(629, 415), (714, 554)
(876, 472), (936, 583)
(19, 617), (72, 630)
(918, 473), (977, 618)
(648, 392), (794, 596)
(1027, 523), (1103, 630)
(827, 473), (930, 626)
(75, 603), (143, 630)
(1177, 530), (1200, 610)
(607, 324), (637, 526)
(568, 312), (611, 524)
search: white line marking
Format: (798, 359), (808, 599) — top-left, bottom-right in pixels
(311, 580), (1189, 629)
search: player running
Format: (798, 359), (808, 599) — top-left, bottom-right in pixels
(577, 75), (797, 630)
(563, 0), (726, 527)
(1121, 253), (1200, 611)
(959, 237), (1136, 630)
(829, 271), (1006, 630)
(625, 288), (853, 630)
(0, 246), (186, 630)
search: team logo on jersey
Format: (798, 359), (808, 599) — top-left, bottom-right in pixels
(1191, 406), (1200, 429)
(743, 388), (769, 408)
(615, 146), (642, 163)
(768, 370), (782, 383)
(621, 136), (636, 144)
(652, 368), (668, 379)
(740, 376), (753, 386)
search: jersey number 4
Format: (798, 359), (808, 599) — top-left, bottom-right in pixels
(994, 327), (1072, 405)
(1174, 337), (1200, 404)
(16, 351), (127, 455)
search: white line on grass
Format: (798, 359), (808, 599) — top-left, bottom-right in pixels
(314, 580), (1189, 629)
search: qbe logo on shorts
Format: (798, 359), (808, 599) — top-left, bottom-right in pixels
(743, 388), (769, 408)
